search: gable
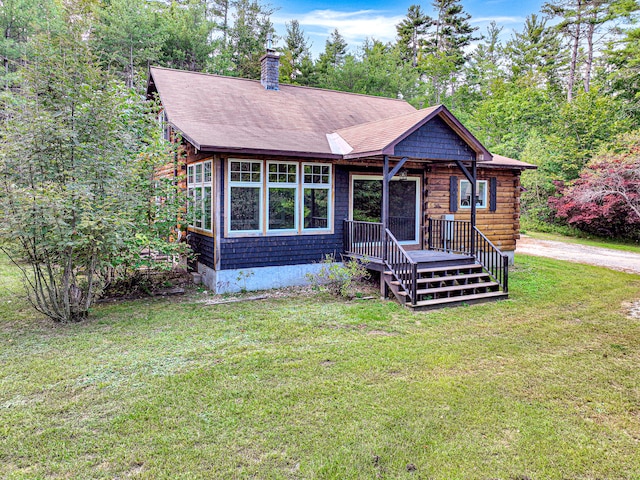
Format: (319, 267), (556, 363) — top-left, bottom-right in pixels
(394, 116), (475, 161)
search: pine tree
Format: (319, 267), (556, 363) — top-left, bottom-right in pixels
(317, 29), (348, 73)
(279, 19), (312, 84)
(396, 5), (432, 67)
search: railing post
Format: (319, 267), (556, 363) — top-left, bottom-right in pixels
(503, 254), (509, 293)
(427, 218), (433, 250)
(411, 264), (418, 305)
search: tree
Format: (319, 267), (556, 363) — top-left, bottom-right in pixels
(396, 5), (432, 67)
(225, 0), (275, 79)
(0, 25), (182, 322)
(279, 19), (312, 84)
(506, 14), (564, 89)
(159, 0), (215, 72)
(550, 130), (640, 238)
(92, 0), (166, 88)
(317, 28), (348, 73)
(421, 0), (478, 104)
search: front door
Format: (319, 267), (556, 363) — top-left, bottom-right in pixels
(351, 175), (421, 244)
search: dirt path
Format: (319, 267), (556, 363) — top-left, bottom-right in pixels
(517, 236), (640, 275)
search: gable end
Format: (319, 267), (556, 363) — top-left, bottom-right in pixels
(394, 116), (475, 161)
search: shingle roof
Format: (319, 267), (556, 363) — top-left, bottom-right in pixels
(148, 66), (415, 157)
(148, 66), (535, 171)
(483, 155), (537, 170)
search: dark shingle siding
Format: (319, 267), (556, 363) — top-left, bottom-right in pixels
(188, 232), (215, 269)
(218, 165), (349, 270)
(395, 117), (474, 161)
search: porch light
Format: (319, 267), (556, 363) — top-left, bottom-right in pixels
(399, 168), (408, 181)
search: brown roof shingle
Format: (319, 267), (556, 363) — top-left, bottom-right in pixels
(149, 66), (416, 157)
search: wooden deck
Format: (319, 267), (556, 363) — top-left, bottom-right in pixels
(349, 249), (476, 272)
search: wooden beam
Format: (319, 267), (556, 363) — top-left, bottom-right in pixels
(386, 156), (409, 181)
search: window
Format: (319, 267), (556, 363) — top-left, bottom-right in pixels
(226, 159), (332, 236)
(460, 180), (487, 209)
(187, 160), (213, 232)
(267, 162), (297, 231)
(229, 160), (262, 232)
(158, 110), (170, 141)
(303, 164), (331, 230)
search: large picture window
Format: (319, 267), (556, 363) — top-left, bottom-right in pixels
(460, 180), (487, 209)
(187, 160), (213, 232)
(226, 159), (332, 236)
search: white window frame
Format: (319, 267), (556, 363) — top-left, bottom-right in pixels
(350, 174), (421, 245)
(187, 160), (213, 232)
(459, 179), (488, 209)
(302, 163), (332, 232)
(225, 159), (333, 237)
(227, 159), (263, 234)
(266, 161), (298, 233)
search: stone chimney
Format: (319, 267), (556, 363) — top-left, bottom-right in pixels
(260, 33), (279, 91)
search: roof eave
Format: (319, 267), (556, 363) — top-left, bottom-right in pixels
(198, 145), (342, 160)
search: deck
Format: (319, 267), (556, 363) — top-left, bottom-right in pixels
(348, 249), (476, 272)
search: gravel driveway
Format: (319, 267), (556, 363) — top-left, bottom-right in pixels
(517, 236), (640, 275)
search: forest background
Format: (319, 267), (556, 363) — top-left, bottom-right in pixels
(2, 0), (640, 241)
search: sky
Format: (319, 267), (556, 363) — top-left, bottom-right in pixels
(270, 0), (548, 58)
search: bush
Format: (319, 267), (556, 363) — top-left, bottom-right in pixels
(307, 255), (370, 298)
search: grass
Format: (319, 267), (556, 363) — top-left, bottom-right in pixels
(1, 255), (640, 479)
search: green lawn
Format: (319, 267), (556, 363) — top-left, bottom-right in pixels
(1, 255), (639, 479)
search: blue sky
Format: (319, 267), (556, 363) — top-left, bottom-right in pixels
(271, 0), (548, 58)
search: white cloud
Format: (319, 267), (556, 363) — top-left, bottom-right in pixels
(272, 9), (404, 47)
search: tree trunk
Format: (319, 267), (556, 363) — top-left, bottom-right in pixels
(567, 0), (584, 103)
(583, 15), (596, 93)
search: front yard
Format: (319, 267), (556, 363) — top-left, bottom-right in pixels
(0, 254), (639, 479)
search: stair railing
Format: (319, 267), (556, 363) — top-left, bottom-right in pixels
(472, 227), (509, 293)
(427, 218), (508, 293)
(384, 228), (417, 305)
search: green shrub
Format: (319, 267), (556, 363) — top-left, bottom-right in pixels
(307, 255), (370, 298)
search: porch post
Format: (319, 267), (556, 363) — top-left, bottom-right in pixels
(382, 155), (389, 261)
(470, 157), (477, 255)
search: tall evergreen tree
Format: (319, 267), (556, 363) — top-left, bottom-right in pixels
(279, 19), (312, 84)
(396, 5), (432, 67)
(225, 0), (275, 79)
(317, 28), (348, 72)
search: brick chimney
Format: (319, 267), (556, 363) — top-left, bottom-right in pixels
(260, 33), (279, 91)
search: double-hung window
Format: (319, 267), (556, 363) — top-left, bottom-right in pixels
(460, 179), (487, 209)
(226, 159), (332, 235)
(187, 160), (212, 232)
(229, 160), (262, 233)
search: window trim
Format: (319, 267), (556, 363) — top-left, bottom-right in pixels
(225, 159), (334, 237)
(301, 163), (332, 233)
(187, 159), (213, 233)
(266, 161), (299, 233)
(459, 179), (488, 209)
(227, 159), (264, 235)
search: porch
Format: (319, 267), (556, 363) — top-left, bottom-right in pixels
(343, 218), (509, 310)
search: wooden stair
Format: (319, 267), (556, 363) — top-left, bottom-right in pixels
(384, 262), (508, 311)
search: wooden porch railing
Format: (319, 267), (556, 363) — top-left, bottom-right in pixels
(427, 218), (508, 293)
(343, 220), (383, 260)
(343, 220), (417, 304)
(384, 228), (418, 305)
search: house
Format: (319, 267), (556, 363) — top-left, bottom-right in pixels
(147, 46), (535, 309)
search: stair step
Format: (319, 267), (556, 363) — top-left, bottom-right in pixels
(408, 291), (508, 309)
(390, 272), (490, 286)
(397, 281), (499, 296)
(416, 263), (483, 274)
